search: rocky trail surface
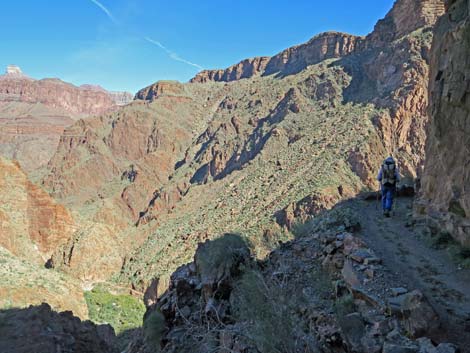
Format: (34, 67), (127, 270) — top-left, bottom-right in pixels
(122, 194), (467, 353)
(357, 196), (470, 349)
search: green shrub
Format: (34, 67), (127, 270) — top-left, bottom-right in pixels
(334, 294), (356, 319)
(195, 233), (251, 283)
(232, 270), (295, 353)
(448, 244), (470, 269)
(84, 287), (146, 334)
(144, 310), (166, 349)
(431, 231), (454, 249)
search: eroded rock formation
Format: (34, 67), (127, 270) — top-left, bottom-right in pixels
(418, 0), (470, 246)
(135, 80), (187, 101)
(0, 157), (76, 264)
(41, 0), (448, 287)
(0, 303), (117, 353)
(0, 67), (132, 171)
(191, 32), (362, 83)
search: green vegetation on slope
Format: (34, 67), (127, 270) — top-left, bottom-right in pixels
(84, 286), (145, 334)
(119, 61), (384, 289)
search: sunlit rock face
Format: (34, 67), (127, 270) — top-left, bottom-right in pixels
(6, 65), (23, 75)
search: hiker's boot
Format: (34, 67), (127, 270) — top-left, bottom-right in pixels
(384, 210), (390, 217)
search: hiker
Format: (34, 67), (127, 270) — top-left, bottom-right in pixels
(377, 156), (400, 217)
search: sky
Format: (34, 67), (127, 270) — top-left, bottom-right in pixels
(0, 0), (395, 93)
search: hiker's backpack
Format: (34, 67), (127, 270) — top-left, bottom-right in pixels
(381, 160), (397, 186)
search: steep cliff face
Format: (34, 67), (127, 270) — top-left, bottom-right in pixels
(189, 0), (445, 179)
(0, 67), (131, 172)
(0, 157), (76, 264)
(191, 32), (361, 83)
(191, 57), (270, 83)
(135, 81), (187, 101)
(418, 0), (470, 246)
(264, 32), (361, 76)
(42, 85), (215, 282)
(367, 0), (445, 45)
(0, 76), (116, 116)
(0, 101), (74, 171)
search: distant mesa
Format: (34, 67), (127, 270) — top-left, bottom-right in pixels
(6, 65), (22, 75)
(2, 65), (31, 80)
(0, 65), (133, 106)
(80, 84), (133, 106)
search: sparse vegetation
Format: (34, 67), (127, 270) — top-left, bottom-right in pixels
(334, 294), (356, 319)
(195, 233), (251, 282)
(232, 269), (296, 353)
(448, 245), (470, 269)
(429, 231), (454, 249)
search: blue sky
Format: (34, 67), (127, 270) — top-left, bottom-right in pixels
(0, 0), (395, 93)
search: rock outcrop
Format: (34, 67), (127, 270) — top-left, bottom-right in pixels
(80, 84), (133, 106)
(0, 67), (132, 172)
(264, 32), (361, 76)
(191, 57), (270, 83)
(135, 80), (187, 101)
(3, 64), (28, 78)
(109, 90), (134, 105)
(126, 209), (458, 353)
(0, 75), (115, 116)
(418, 0), (470, 246)
(367, 0), (446, 45)
(0, 303), (117, 353)
(191, 32), (361, 82)
(191, 0), (445, 84)
(0, 157), (76, 264)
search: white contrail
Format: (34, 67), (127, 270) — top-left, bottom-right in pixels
(89, 0), (118, 24)
(86, 1), (203, 71)
(145, 37), (204, 70)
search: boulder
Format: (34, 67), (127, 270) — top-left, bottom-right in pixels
(338, 312), (366, 352)
(387, 290), (439, 337)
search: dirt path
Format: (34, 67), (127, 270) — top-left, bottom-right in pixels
(355, 196), (470, 350)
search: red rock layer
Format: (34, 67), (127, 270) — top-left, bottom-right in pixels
(0, 77), (116, 116)
(191, 32), (361, 83)
(0, 157), (75, 263)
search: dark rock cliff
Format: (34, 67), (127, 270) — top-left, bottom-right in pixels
(418, 0), (470, 246)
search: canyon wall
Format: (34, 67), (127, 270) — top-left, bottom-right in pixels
(0, 67), (132, 171)
(418, 0), (470, 246)
(0, 157), (76, 264)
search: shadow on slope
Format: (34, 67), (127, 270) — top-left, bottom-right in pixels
(0, 303), (118, 353)
(133, 193), (470, 353)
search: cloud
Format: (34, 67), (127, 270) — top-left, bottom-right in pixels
(144, 37), (204, 70)
(89, 0), (118, 24)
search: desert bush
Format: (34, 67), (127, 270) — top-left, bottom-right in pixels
(334, 294), (356, 319)
(195, 233), (251, 284)
(430, 231), (454, 249)
(232, 269), (295, 353)
(310, 205), (360, 234)
(144, 310), (166, 350)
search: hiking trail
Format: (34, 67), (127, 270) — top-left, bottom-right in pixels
(355, 196), (470, 349)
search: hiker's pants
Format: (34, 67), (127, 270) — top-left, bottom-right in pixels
(381, 185), (395, 211)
